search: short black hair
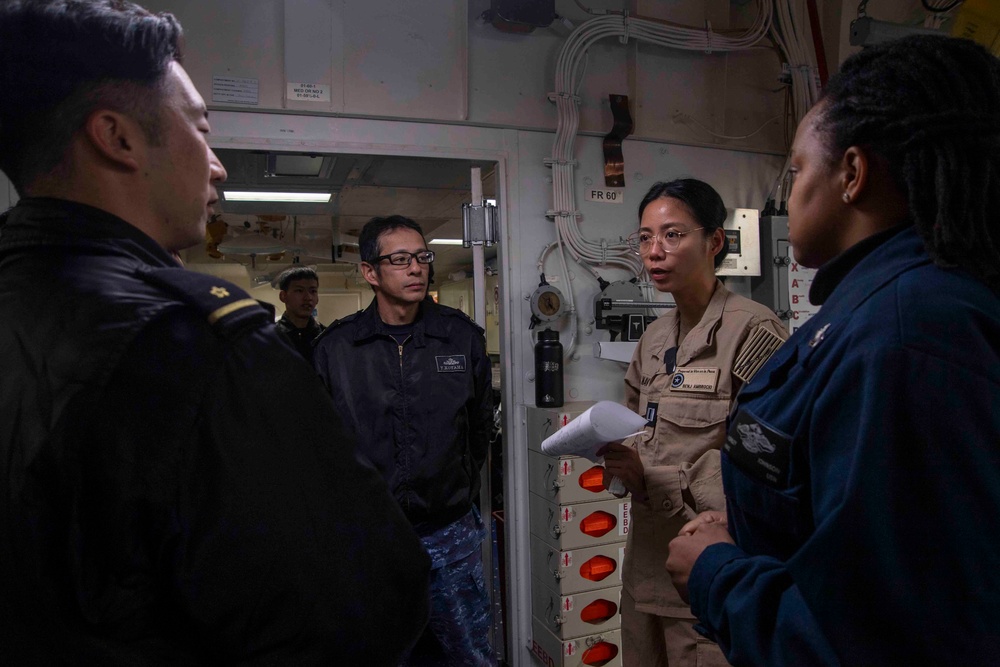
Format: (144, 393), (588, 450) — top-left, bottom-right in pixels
(0, 0), (183, 194)
(278, 266), (320, 292)
(637, 179), (729, 269)
(816, 35), (1000, 293)
(359, 215), (426, 265)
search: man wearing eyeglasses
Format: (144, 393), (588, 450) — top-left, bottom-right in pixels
(314, 215), (496, 666)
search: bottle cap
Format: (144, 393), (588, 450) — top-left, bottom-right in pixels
(539, 328), (560, 342)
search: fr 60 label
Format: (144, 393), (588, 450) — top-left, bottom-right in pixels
(585, 188), (624, 204)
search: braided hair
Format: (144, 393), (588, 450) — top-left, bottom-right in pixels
(815, 35), (1000, 293)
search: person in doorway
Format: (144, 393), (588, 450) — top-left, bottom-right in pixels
(601, 179), (787, 667)
(665, 35), (1000, 665)
(314, 215), (496, 667)
(0, 1), (429, 663)
(276, 266), (326, 362)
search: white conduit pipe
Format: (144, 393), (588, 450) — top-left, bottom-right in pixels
(542, 1), (804, 359)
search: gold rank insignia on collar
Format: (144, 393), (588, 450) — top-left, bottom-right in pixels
(210, 286), (230, 299)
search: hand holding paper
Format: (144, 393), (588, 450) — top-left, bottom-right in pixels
(540, 401), (647, 496)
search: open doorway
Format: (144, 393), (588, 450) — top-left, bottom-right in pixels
(183, 149), (498, 328)
(182, 143), (511, 662)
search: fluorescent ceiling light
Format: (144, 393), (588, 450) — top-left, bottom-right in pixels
(429, 238), (464, 245)
(223, 191), (332, 203)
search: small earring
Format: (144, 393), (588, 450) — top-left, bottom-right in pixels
(842, 192), (851, 203)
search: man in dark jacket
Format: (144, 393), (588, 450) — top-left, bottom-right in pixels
(0, 2), (429, 664)
(275, 266), (326, 362)
(314, 216), (496, 666)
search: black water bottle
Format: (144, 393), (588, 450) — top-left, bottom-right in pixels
(535, 328), (564, 408)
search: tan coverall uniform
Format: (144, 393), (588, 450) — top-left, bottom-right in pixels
(621, 281), (787, 667)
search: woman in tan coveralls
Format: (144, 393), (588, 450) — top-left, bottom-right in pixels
(602, 179), (787, 667)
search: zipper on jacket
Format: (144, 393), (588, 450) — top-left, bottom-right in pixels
(396, 334), (411, 511)
(398, 335), (411, 369)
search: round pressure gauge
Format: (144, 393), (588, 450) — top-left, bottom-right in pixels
(530, 284), (565, 322)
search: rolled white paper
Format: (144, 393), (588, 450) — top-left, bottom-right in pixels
(540, 401), (647, 460)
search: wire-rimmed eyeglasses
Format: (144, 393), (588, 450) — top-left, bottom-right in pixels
(626, 227), (704, 255)
(373, 250), (436, 266)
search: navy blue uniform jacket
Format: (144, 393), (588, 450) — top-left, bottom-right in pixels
(688, 225), (1000, 665)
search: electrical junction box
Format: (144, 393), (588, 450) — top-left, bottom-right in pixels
(532, 578), (622, 640)
(530, 616), (623, 667)
(531, 536), (625, 596)
(527, 402), (597, 455)
(528, 450), (618, 505)
(716, 208), (761, 277)
(530, 495), (631, 551)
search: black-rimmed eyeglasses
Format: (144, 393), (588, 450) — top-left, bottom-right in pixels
(373, 250), (436, 266)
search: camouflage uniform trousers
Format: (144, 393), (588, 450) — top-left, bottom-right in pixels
(401, 548), (496, 667)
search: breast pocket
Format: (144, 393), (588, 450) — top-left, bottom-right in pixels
(644, 395), (729, 466)
(723, 454), (811, 559)
(658, 394), (728, 429)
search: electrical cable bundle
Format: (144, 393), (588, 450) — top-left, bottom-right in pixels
(543, 1), (810, 358)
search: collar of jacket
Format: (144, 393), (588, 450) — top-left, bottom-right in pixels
(278, 314), (322, 333)
(0, 197), (180, 269)
(808, 223), (929, 320)
(649, 278), (730, 366)
(745, 224), (931, 395)
(350, 297), (451, 347)
(809, 222), (911, 306)
(645, 279), (731, 368)
(681, 278), (731, 363)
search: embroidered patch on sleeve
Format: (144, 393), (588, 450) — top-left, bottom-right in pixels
(733, 326), (786, 384)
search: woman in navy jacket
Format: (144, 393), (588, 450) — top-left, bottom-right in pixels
(666, 35), (1000, 666)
